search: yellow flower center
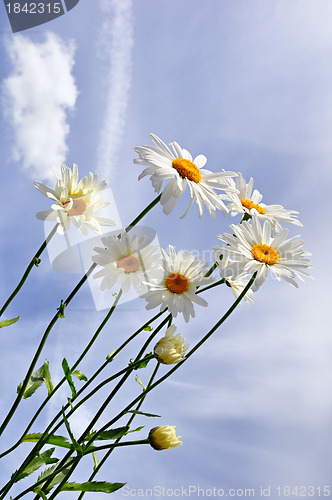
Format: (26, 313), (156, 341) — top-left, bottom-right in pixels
(117, 255), (141, 273)
(165, 273), (189, 294)
(63, 198), (87, 216)
(252, 244), (279, 265)
(241, 198), (265, 215)
(172, 158), (202, 183)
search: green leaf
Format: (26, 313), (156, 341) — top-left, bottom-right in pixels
(106, 349), (119, 361)
(17, 360), (53, 399)
(14, 448), (58, 482)
(22, 433), (73, 450)
(126, 425), (145, 434)
(129, 353), (153, 370)
(57, 299), (66, 318)
(126, 410), (161, 418)
(36, 464), (71, 493)
(62, 358), (76, 398)
(33, 489), (47, 500)
(61, 482), (126, 493)
(71, 370), (88, 382)
(135, 375), (146, 391)
(85, 426), (129, 442)
(62, 407), (82, 454)
(43, 360), (53, 395)
(0, 315), (20, 328)
(143, 325), (153, 331)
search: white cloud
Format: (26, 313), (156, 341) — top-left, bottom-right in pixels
(96, 0), (134, 181)
(2, 33), (78, 181)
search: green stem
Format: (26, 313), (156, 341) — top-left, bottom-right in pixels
(196, 278), (225, 294)
(0, 264), (96, 439)
(0, 312), (166, 498)
(32, 274), (256, 499)
(77, 362), (161, 499)
(204, 261), (218, 278)
(11, 440), (149, 500)
(89, 273), (257, 440)
(37, 315), (171, 499)
(0, 194), (163, 495)
(124, 194), (161, 232)
(0, 223), (59, 317)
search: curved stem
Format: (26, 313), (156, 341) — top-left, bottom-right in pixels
(0, 194), (161, 442)
(89, 272), (257, 442)
(30, 274), (256, 499)
(36, 315), (171, 499)
(11, 441), (149, 500)
(0, 311), (167, 498)
(0, 223), (59, 317)
(0, 263), (97, 439)
(77, 362), (160, 500)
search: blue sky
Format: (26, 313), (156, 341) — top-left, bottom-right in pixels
(0, 0), (331, 498)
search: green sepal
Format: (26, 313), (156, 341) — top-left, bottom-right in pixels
(17, 360), (53, 399)
(60, 481), (126, 493)
(13, 448), (58, 482)
(0, 315), (20, 329)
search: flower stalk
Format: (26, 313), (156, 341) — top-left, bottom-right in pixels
(0, 222), (59, 317)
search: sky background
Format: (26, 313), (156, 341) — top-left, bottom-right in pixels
(0, 0), (331, 498)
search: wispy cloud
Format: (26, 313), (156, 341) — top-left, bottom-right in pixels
(96, 0), (134, 181)
(2, 33), (78, 181)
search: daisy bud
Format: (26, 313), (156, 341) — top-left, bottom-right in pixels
(148, 425), (182, 451)
(154, 325), (189, 365)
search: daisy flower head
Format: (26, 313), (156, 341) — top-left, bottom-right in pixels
(141, 245), (214, 323)
(92, 230), (163, 294)
(213, 255), (254, 305)
(154, 325), (189, 365)
(149, 425), (182, 451)
(214, 216), (312, 292)
(223, 172), (302, 233)
(34, 163), (116, 235)
(134, 133), (237, 219)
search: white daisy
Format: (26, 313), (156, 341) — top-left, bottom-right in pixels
(213, 255), (254, 305)
(154, 325), (189, 365)
(34, 163), (116, 235)
(92, 231), (163, 294)
(223, 172), (302, 233)
(134, 133), (237, 218)
(141, 245), (214, 323)
(214, 217), (312, 292)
